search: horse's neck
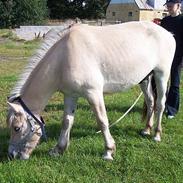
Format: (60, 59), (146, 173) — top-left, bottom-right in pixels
(21, 48), (62, 114)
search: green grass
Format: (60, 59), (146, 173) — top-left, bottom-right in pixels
(0, 30), (183, 183)
(0, 29), (40, 59)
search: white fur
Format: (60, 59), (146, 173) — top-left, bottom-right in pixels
(8, 22), (175, 160)
(9, 26), (72, 102)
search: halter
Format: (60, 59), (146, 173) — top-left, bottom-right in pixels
(9, 96), (47, 149)
(17, 97), (47, 140)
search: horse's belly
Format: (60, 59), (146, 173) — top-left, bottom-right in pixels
(101, 60), (153, 93)
(103, 80), (138, 93)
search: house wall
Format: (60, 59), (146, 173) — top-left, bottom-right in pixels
(106, 3), (140, 22)
(106, 3), (167, 22)
(139, 10), (167, 21)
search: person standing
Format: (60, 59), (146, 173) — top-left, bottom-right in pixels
(161, 0), (183, 119)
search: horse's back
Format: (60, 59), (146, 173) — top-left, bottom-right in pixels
(60, 22), (175, 93)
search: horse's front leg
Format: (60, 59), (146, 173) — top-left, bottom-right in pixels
(49, 96), (77, 156)
(86, 89), (116, 160)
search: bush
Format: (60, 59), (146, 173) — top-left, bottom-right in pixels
(0, 0), (48, 28)
(47, 0), (110, 19)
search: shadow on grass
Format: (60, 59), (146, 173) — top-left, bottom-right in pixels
(33, 124), (149, 159)
(0, 122), (99, 161)
(45, 122), (97, 140)
(0, 103), (145, 162)
(111, 125), (152, 140)
(0, 127), (10, 162)
(44, 102), (144, 140)
(0, 123), (147, 162)
(45, 102), (143, 114)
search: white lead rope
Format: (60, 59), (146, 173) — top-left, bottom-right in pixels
(96, 92), (143, 134)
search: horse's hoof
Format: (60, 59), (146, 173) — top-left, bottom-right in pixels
(153, 136), (161, 142)
(103, 152), (113, 161)
(140, 130), (150, 136)
(49, 148), (60, 157)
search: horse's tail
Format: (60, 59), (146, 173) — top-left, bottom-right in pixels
(141, 75), (157, 122)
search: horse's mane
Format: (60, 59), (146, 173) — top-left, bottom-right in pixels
(9, 23), (75, 102)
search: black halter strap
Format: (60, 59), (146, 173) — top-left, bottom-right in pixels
(12, 97), (47, 141)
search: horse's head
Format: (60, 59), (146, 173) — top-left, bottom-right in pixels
(7, 102), (42, 160)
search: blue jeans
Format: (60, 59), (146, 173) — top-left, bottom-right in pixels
(166, 56), (182, 116)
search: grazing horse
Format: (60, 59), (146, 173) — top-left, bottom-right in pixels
(7, 21), (175, 160)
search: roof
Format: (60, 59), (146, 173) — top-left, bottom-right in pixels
(135, 0), (152, 9)
(109, 0), (167, 10)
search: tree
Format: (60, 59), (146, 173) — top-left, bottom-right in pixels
(0, 0), (15, 28)
(0, 0), (48, 28)
(47, 0), (110, 19)
(83, 0), (110, 19)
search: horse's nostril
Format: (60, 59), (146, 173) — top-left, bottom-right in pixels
(8, 148), (19, 160)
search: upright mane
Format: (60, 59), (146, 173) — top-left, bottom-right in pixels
(9, 23), (75, 102)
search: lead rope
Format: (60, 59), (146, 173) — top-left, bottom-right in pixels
(96, 92), (143, 134)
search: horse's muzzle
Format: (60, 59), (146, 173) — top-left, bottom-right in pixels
(8, 151), (18, 160)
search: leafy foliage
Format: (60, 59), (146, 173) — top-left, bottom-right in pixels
(0, 0), (48, 28)
(0, 0), (110, 27)
(47, 0), (110, 19)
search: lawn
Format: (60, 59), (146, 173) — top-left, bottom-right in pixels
(0, 30), (183, 183)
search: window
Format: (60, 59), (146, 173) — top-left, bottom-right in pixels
(128, 12), (133, 17)
(112, 12), (116, 16)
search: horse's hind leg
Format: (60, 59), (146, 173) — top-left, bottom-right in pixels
(140, 76), (155, 136)
(86, 89), (116, 160)
(49, 96), (77, 156)
(153, 71), (169, 141)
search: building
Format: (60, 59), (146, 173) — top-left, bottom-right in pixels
(106, 0), (168, 23)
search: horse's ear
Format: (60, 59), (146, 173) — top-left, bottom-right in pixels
(7, 102), (24, 114)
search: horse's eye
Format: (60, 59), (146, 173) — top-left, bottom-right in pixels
(14, 127), (21, 132)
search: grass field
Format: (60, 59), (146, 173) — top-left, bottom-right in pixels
(0, 30), (183, 183)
